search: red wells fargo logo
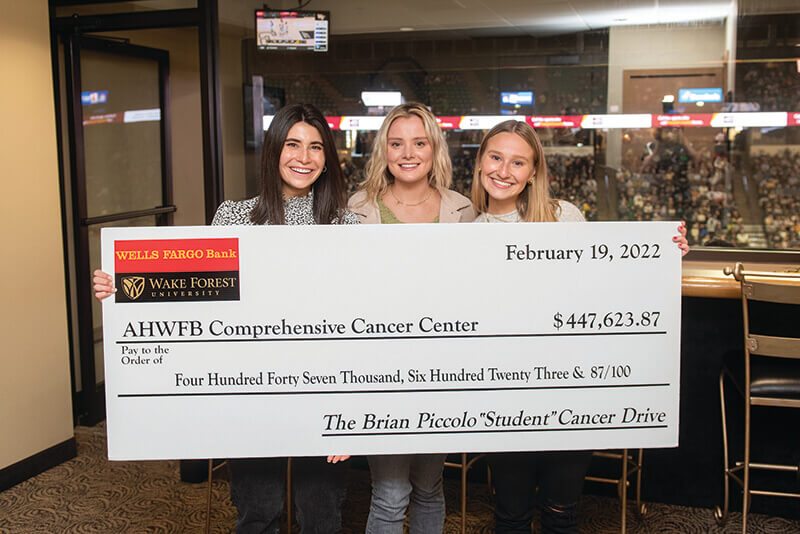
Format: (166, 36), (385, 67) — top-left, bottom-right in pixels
(113, 238), (240, 303)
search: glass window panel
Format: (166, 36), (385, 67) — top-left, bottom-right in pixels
(81, 49), (163, 218)
(224, 0), (800, 251)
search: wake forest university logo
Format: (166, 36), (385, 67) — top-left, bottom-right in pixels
(121, 276), (146, 300)
(114, 238), (240, 303)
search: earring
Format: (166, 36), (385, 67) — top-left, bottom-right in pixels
(323, 165), (328, 173)
(527, 177), (534, 185)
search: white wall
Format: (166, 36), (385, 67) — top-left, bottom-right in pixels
(0, 0), (74, 470)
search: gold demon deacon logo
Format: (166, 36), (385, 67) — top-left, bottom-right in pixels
(121, 276), (146, 300)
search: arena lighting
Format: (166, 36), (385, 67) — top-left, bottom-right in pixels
(82, 108), (160, 126)
(260, 112), (799, 131)
(578, 2), (730, 29)
(581, 114), (651, 129)
(709, 112), (789, 128)
(361, 91), (403, 107)
(662, 95), (675, 103)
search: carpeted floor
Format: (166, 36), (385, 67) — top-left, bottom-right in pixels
(0, 425), (798, 533)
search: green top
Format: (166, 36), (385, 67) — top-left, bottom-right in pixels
(377, 196), (439, 224)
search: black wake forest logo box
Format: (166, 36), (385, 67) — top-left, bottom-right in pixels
(114, 238), (240, 303)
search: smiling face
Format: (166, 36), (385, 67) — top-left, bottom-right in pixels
(386, 116), (434, 186)
(479, 131), (536, 214)
(279, 121), (325, 198)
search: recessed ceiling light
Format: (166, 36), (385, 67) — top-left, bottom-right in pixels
(400, 27), (414, 31)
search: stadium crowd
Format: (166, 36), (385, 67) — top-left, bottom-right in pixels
(737, 62), (800, 112)
(617, 148), (747, 246)
(753, 151), (800, 249)
(547, 154), (598, 221)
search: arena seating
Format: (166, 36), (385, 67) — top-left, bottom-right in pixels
(737, 62), (800, 112)
(267, 66), (607, 117)
(752, 151), (800, 249)
(616, 150), (748, 246)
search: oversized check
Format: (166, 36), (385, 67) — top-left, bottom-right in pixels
(101, 222), (681, 460)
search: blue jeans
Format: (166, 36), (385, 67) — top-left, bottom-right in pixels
(366, 453), (446, 534)
(487, 451), (592, 534)
(229, 457), (347, 534)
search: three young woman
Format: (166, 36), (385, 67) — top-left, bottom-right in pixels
(95, 103), (687, 533)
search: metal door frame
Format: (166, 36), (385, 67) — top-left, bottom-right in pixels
(51, 0), (223, 425)
(62, 35), (174, 425)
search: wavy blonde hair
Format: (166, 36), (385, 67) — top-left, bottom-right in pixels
(357, 102), (452, 205)
(471, 120), (560, 222)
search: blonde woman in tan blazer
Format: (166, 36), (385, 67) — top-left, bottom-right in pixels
(347, 103), (473, 534)
(348, 103), (474, 226)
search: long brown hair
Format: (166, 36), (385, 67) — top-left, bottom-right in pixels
(250, 103), (346, 225)
(470, 120), (560, 222)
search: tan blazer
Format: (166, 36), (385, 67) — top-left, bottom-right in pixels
(347, 189), (476, 224)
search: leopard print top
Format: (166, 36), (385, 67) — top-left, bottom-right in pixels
(211, 194), (359, 226)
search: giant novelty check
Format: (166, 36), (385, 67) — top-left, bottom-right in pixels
(101, 222), (681, 460)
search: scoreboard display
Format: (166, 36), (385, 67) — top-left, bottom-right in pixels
(256, 10), (329, 52)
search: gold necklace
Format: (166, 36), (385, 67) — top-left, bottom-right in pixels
(485, 210), (518, 223)
(389, 185), (433, 207)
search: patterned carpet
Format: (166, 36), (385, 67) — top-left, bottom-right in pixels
(1, 425), (798, 533)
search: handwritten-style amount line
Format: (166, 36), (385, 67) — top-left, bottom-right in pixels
(116, 330), (667, 344)
(118, 382), (670, 398)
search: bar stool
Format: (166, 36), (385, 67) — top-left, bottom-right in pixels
(444, 453), (486, 534)
(714, 263), (800, 533)
(586, 449), (646, 533)
(205, 458), (227, 534)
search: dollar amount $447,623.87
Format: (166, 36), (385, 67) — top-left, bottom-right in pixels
(553, 311), (661, 330)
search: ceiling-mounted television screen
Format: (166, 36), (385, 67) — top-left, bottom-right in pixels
(256, 10), (329, 52)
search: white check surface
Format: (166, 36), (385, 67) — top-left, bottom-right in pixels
(102, 222), (681, 460)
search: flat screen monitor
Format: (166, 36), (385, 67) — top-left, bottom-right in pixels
(501, 91), (534, 106)
(255, 10), (329, 52)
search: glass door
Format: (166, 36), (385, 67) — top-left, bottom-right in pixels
(63, 36), (174, 424)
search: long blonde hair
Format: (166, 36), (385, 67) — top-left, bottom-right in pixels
(471, 120), (559, 222)
(357, 102), (452, 205)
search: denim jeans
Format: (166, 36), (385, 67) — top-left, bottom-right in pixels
(366, 453), (446, 534)
(229, 457), (348, 534)
(487, 451), (592, 534)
